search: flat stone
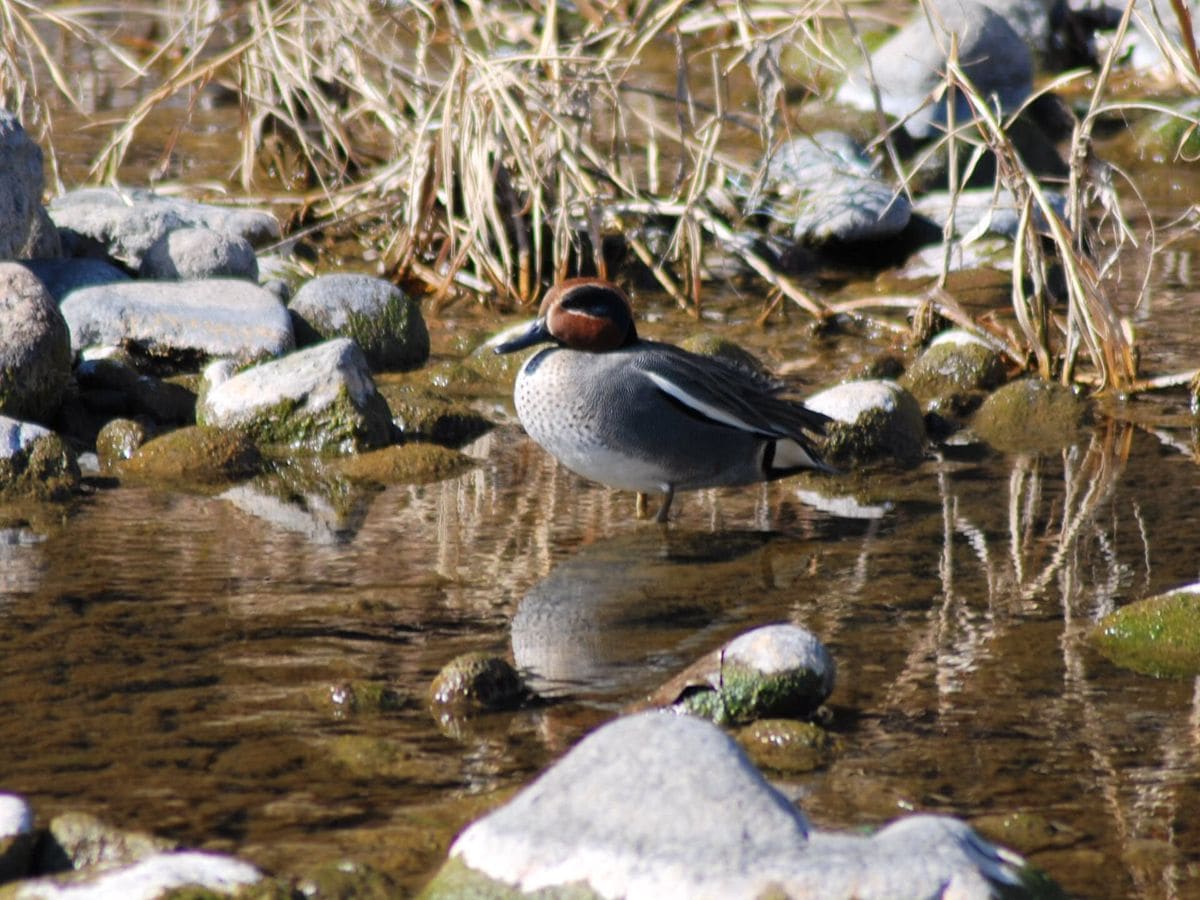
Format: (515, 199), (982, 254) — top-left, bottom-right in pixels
(436, 712), (1051, 899)
(9, 850), (261, 899)
(138, 226), (259, 281)
(0, 112), (44, 261)
(197, 338), (393, 454)
(59, 279), (294, 365)
(837, 0), (1033, 140)
(0, 264), (72, 423)
(49, 187), (279, 269)
(17, 258), (130, 302)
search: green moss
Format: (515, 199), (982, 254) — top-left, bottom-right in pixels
(678, 334), (772, 379)
(900, 341), (1006, 407)
(973, 378), (1089, 452)
(375, 382), (493, 447)
(118, 425), (261, 487)
(678, 660), (828, 725)
(1092, 588), (1200, 678)
(0, 433), (80, 501)
(736, 719), (836, 773)
(429, 653), (527, 712)
(824, 403), (925, 468)
(420, 857), (601, 900)
(342, 292), (431, 372)
(96, 418), (150, 469)
(334, 444), (477, 486)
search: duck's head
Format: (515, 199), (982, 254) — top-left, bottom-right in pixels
(494, 278), (638, 355)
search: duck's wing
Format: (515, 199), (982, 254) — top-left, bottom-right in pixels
(634, 343), (831, 440)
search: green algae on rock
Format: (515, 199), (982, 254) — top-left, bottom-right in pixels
(429, 653), (527, 712)
(0, 429), (79, 502)
(95, 418), (150, 469)
(806, 379), (926, 468)
(972, 378), (1089, 452)
(1092, 584), (1200, 678)
(334, 443), (477, 486)
(374, 379), (494, 448)
(736, 719), (837, 774)
(900, 331), (1007, 413)
(118, 425), (261, 487)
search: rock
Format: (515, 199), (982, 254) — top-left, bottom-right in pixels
(374, 380), (494, 448)
(0, 113), (44, 261)
(913, 188), (1069, 241)
(75, 354), (196, 426)
(737, 719), (837, 773)
(49, 187), (279, 269)
(837, 0), (1033, 140)
(17, 258), (130, 302)
(432, 712), (1056, 898)
(333, 443), (478, 485)
(295, 859), (401, 899)
(901, 330), (1008, 414)
(982, 0), (1065, 60)
(289, 274), (430, 372)
(1133, 97), (1200, 160)
(429, 653), (528, 712)
(0, 264), (72, 422)
(652, 623), (836, 724)
(95, 418), (151, 469)
(118, 425), (261, 486)
(0, 417), (79, 501)
(35, 810), (176, 874)
(1123, 0), (1199, 77)
(197, 339), (393, 454)
(972, 377), (1088, 451)
(0, 794), (34, 884)
(137, 226), (259, 281)
(10, 850), (261, 899)
(21, 206), (62, 260)
(1092, 583), (1200, 678)
(59, 279), (294, 366)
(805, 379), (927, 467)
(217, 465), (373, 546)
(754, 132), (911, 244)
(317, 681), (408, 717)
(897, 237), (1012, 280)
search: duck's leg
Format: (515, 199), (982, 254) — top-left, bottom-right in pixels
(655, 486), (675, 524)
(636, 492), (650, 519)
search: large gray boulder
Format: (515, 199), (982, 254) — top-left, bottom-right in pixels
(434, 712), (1054, 898)
(197, 338), (393, 454)
(59, 279), (294, 365)
(138, 226), (259, 281)
(0, 112), (44, 261)
(289, 274), (430, 372)
(837, 0), (1033, 140)
(0, 263), (72, 422)
(48, 188), (279, 269)
(18, 258), (130, 303)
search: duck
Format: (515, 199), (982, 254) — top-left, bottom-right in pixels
(494, 278), (834, 523)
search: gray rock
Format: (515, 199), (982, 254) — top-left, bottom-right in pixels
(35, 810), (175, 873)
(913, 188), (1068, 240)
(755, 133), (910, 244)
(837, 0), (1033, 140)
(138, 226), (259, 281)
(289, 274), (430, 372)
(197, 338), (393, 454)
(437, 712), (1051, 899)
(0, 112), (44, 261)
(59, 279), (294, 365)
(13, 850), (261, 899)
(0, 793), (35, 883)
(1125, 0), (1198, 75)
(21, 206), (63, 260)
(0, 263), (72, 422)
(18, 258), (130, 303)
(49, 187), (279, 269)
(0, 416), (78, 502)
(981, 0), (1063, 59)
(901, 330), (1008, 412)
(661, 624), (836, 723)
(806, 379), (927, 467)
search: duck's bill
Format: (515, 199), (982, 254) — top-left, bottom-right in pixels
(494, 318), (552, 354)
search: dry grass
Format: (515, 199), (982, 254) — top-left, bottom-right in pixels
(1, 0), (1198, 393)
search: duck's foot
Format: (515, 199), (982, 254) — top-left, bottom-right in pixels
(655, 487), (675, 524)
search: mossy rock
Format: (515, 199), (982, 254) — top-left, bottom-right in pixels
(972, 378), (1089, 452)
(429, 653), (527, 712)
(0, 432), (79, 502)
(313, 680), (408, 716)
(95, 418), (150, 469)
(736, 719), (837, 773)
(333, 444), (477, 486)
(675, 657), (831, 725)
(971, 811), (1078, 856)
(118, 425), (261, 486)
(421, 857), (602, 900)
(294, 859), (402, 900)
(678, 334), (773, 380)
(900, 335), (1006, 412)
(1091, 585), (1200, 678)
(375, 381), (494, 448)
(1133, 98), (1200, 160)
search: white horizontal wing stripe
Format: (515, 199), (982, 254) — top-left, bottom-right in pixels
(644, 371), (760, 433)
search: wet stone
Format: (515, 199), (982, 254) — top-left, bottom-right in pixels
(18, 258), (131, 302)
(60, 279), (294, 367)
(430, 652), (528, 712)
(0, 263), (73, 423)
(333, 443), (478, 486)
(837, 0), (1032, 140)
(0, 112), (45, 261)
(659, 623), (836, 725)
(433, 712), (1056, 899)
(0, 793), (34, 884)
(49, 187), (279, 269)
(35, 810), (176, 873)
(1091, 583), (1200, 678)
(197, 338), (393, 455)
(901, 330), (1008, 414)
(913, 188), (1068, 241)
(374, 380), (494, 448)
(295, 859), (401, 900)
(138, 226), (259, 281)
(7, 850), (262, 899)
(806, 379), (927, 467)
(118, 425), (261, 487)
(317, 681), (408, 717)
(972, 377), (1088, 452)
(289, 274), (430, 372)
(736, 719), (837, 774)
(0, 417), (80, 502)
(95, 418), (151, 469)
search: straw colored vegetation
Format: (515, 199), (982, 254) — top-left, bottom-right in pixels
(1, 0), (1198, 395)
